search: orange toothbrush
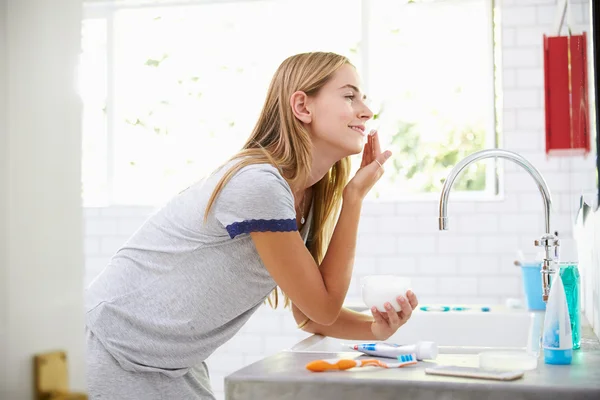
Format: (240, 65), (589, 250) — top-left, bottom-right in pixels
(306, 354), (418, 372)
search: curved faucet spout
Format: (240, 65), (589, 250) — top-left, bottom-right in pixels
(438, 149), (552, 234)
(439, 149), (558, 302)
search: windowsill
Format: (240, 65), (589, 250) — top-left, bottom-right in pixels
(364, 192), (505, 203)
(82, 194), (507, 209)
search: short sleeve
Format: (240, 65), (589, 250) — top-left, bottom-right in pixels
(213, 164), (298, 239)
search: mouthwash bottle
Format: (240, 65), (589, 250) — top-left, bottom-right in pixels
(559, 262), (581, 350)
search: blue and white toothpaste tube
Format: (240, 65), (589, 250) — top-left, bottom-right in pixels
(349, 341), (438, 361)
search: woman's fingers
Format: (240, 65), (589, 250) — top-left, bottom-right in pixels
(398, 295), (414, 323)
(368, 131), (374, 164)
(371, 307), (387, 325)
(385, 302), (400, 326)
(365, 131), (391, 173)
(407, 290), (419, 310)
(373, 151), (391, 172)
(346, 129), (391, 199)
(360, 142), (368, 169)
(371, 129), (382, 160)
(370, 131), (375, 161)
(361, 131), (374, 168)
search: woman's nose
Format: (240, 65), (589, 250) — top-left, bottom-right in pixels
(359, 104), (374, 120)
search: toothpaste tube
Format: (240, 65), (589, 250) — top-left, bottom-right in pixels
(349, 341), (438, 360)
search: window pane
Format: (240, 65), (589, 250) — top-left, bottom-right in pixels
(109, 0), (361, 205)
(366, 0), (495, 198)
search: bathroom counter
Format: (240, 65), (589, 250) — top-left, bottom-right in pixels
(225, 322), (600, 400)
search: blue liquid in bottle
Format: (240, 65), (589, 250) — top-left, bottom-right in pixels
(559, 263), (581, 350)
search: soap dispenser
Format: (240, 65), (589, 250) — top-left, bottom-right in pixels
(542, 271), (573, 365)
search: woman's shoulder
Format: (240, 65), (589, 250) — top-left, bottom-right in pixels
(232, 161), (283, 178)
(220, 160), (288, 190)
(210, 159), (297, 236)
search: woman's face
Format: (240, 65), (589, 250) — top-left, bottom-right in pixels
(307, 64), (374, 157)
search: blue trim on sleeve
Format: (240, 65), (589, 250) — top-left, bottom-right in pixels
(225, 218), (297, 239)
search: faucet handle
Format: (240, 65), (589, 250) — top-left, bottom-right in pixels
(534, 233), (559, 248)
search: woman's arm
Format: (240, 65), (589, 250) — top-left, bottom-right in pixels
(251, 195), (362, 326)
(251, 131), (391, 326)
(293, 305), (376, 340)
(292, 291), (419, 340)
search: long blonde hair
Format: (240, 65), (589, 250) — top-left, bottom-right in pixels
(204, 52), (353, 308)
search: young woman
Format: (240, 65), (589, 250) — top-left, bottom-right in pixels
(85, 51), (419, 399)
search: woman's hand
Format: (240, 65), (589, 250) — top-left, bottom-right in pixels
(370, 290), (419, 341)
(344, 129), (392, 201)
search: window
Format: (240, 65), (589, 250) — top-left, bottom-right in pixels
(79, 0), (498, 206)
(366, 0), (498, 199)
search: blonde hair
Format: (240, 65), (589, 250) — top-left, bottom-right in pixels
(203, 52), (353, 309)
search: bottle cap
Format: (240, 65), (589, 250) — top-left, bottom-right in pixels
(416, 341), (438, 360)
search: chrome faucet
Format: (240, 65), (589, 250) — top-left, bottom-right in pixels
(438, 149), (559, 302)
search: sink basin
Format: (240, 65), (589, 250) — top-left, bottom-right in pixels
(290, 305), (544, 355)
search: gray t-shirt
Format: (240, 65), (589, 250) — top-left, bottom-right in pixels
(85, 161), (312, 378)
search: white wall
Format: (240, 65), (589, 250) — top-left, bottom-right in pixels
(2, 1), (85, 399)
(1, 1), (9, 397)
(80, 1), (598, 399)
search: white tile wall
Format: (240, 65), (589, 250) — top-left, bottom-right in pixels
(82, 1), (598, 398)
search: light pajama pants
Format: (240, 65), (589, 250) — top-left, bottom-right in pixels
(85, 328), (216, 400)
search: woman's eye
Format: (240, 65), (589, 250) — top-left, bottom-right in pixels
(345, 94), (355, 101)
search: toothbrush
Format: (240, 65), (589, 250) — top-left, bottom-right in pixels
(420, 306), (450, 312)
(306, 354), (418, 372)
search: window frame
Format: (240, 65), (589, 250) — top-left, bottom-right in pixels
(81, 0), (501, 206)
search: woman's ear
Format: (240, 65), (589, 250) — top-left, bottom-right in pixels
(290, 91), (312, 124)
